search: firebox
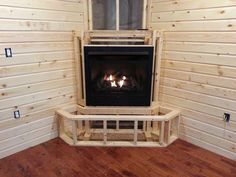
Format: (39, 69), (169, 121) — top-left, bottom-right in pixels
(84, 46), (154, 106)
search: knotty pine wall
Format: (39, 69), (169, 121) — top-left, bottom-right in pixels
(149, 0), (236, 159)
(0, 0), (87, 158)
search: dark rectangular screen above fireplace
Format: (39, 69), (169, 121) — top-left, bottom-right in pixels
(84, 46), (154, 106)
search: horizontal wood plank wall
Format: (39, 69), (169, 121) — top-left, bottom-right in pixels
(149, 0), (236, 160)
(0, 0), (86, 159)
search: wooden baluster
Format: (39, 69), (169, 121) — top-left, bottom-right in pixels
(103, 120), (107, 145)
(72, 121), (78, 145)
(134, 120), (138, 145)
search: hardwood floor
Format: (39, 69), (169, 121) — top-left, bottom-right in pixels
(0, 138), (235, 177)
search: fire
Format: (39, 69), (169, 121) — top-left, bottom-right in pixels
(111, 81), (117, 87)
(106, 74), (113, 81)
(105, 74), (127, 88)
(118, 80), (124, 88)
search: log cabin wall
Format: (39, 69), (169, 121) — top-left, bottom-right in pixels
(0, 0), (87, 158)
(149, 0), (236, 159)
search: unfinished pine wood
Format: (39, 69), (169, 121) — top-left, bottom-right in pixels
(83, 30), (155, 45)
(153, 31), (163, 101)
(68, 30), (173, 146)
(0, 0), (84, 12)
(151, 0), (236, 12)
(164, 32), (236, 43)
(150, 0), (236, 160)
(0, 0), (86, 159)
(151, 6), (236, 22)
(73, 31), (85, 106)
(56, 105), (180, 147)
(77, 103), (160, 115)
(0, 6), (83, 22)
(0, 42), (73, 56)
(160, 77), (236, 101)
(0, 32), (73, 43)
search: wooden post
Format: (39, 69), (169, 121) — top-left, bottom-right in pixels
(146, 0), (152, 30)
(142, 0), (148, 29)
(142, 121), (146, 131)
(73, 32), (85, 106)
(159, 121), (164, 145)
(58, 115), (65, 137)
(88, 0), (93, 30)
(103, 120), (107, 144)
(72, 121), (78, 144)
(83, 120), (91, 141)
(78, 120), (83, 131)
(81, 31), (87, 106)
(83, 1), (89, 30)
(134, 120), (138, 145)
(152, 121), (158, 132)
(146, 121), (152, 132)
(145, 121), (152, 141)
(116, 120), (119, 130)
(164, 121), (171, 144)
(85, 120), (90, 132)
(177, 114), (180, 137)
(153, 31), (163, 102)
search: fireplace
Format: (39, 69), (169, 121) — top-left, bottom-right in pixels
(57, 31), (180, 148)
(84, 46), (154, 106)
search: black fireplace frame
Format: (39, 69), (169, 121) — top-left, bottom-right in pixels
(84, 46), (154, 106)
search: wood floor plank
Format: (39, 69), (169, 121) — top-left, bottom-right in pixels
(0, 138), (235, 177)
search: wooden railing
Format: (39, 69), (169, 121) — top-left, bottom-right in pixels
(56, 106), (180, 147)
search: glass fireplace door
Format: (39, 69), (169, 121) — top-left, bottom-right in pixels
(84, 46), (153, 106)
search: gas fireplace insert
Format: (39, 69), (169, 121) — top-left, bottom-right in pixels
(84, 46), (154, 106)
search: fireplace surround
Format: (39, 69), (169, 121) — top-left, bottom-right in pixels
(56, 30), (180, 147)
(84, 46), (154, 106)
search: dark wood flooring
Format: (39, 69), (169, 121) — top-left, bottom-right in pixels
(0, 138), (235, 177)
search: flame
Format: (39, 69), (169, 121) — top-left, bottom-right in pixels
(118, 80), (124, 88)
(105, 74), (127, 88)
(111, 81), (117, 87)
(106, 74), (113, 81)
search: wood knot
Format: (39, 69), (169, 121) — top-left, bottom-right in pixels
(2, 84), (7, 88)
(220, 10), (225, 14)
(26, 21), (31, 27)
(218, 70), (223, 76)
